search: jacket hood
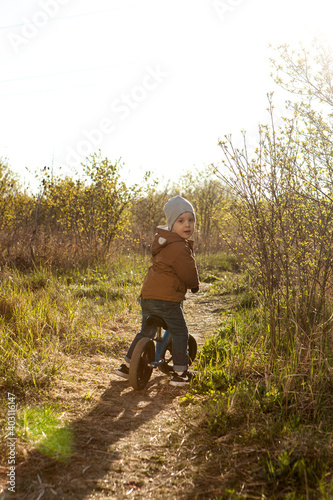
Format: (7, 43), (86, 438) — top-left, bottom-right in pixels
(151, 226), (191, 256)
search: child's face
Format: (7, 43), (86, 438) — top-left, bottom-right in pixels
(172, 212), (195, 239)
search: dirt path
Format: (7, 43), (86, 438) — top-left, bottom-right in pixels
(5, 284), (222, 500)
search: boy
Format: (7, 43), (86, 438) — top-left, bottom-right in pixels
(116, 195), (200, 386)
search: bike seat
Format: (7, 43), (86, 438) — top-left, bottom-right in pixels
(146, 315), (168, 330)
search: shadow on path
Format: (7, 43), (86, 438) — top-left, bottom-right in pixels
(7, 375), (177, 499)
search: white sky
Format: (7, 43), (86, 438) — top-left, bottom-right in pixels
(1, 0), (333, 191)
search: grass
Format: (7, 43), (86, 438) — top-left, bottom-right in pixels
(178, 272), (333, 498)
(196, 251), (240, 281)
(16, 404), (73, 462)
(0, 253), (149, 391)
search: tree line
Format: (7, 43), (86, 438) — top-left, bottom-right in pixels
(0, 154), (232, 268)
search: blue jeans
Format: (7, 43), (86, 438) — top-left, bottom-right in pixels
(125, 298), (189, 372)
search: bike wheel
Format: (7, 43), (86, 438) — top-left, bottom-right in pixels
(129, 338), (155, 390)
(161, 333), (197, 370)
(158, 341), (173, 374)
(188, 334), (197, 364)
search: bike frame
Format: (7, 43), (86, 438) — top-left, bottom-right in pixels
(149, 327), (171, 369)
(148, 302), (183, 370)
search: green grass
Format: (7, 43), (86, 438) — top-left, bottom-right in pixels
(17, 404), (73, 462)
(178, 274), (333, 499)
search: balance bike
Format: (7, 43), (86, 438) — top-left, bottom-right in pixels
(129, 314), (197, 390)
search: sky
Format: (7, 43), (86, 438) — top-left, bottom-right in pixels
(1, 0), (333, 192)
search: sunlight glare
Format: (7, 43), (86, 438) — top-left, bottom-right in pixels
(298, 1), (333, 46)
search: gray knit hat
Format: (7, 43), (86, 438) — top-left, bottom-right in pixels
(164, 195), (195, 230)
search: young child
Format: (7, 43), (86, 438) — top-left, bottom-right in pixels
(116, 195), (200, 386)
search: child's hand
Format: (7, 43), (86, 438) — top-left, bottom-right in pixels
(191, 286), (199, 294)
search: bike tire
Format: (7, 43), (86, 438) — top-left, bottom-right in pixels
(129, 338), (155, 390)
(160, 334), (197, 373)
(188, 334), (197, 364)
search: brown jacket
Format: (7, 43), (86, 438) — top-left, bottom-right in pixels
(141, 227), (199, 303)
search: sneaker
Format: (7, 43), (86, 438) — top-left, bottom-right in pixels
(170, 370), (195, 387)
(115, 363), (129, 380)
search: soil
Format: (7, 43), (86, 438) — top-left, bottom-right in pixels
(1, 284), (224, 500)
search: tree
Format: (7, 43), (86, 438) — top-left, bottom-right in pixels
(0, 159), (35, 263)
(40, 152), (144, 257)
(174, 166), (233, 252)
(130, 174), (169, 251)
(216, 41), (333, 365)
(271, 40), (333, 195)
(0, 158), (21, 230)
(25, 153), (146, 264)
